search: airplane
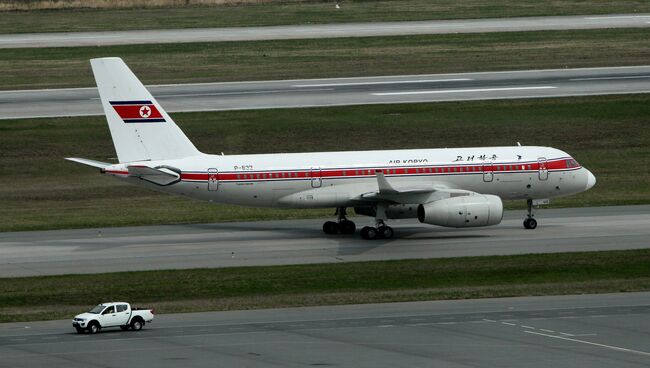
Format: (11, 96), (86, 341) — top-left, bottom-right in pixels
(67, 57), (596, 240)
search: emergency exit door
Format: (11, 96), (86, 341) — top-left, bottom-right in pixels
(311, 167), (322, 188)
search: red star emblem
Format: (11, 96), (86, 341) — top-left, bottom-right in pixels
(139, 105), (152, 118)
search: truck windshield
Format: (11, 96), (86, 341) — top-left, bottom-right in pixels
(89, 304), (105, 314)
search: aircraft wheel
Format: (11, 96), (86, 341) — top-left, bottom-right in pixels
(523, 218), (537, 230)
(360, 226), (378, 240)
(378, 226), (394, 239)
(323, 221), (339, 234)
(339, 220), (356, 234)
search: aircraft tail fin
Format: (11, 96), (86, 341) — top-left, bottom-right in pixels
(90, 57), (200, 163)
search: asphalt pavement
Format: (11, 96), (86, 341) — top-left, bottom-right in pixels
(2, 66), (649, 119)
(1, 205), (648, 277)
(1, 292), (649, 367)
(1, 14), (649, 48)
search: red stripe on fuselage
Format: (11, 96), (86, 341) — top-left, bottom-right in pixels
(177, 158), (578, 182)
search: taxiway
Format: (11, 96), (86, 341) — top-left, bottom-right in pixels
(1, 292), (648, 367)
(1, 14), (649, 48)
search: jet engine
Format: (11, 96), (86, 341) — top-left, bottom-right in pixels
(417, 195), (503, 227)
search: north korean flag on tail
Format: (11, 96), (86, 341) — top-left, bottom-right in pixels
(109, 100), (166, 123)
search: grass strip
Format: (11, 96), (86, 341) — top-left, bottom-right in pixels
(1, 94), (648, 232)
(1, 249), (649, 322)
(2, 1), (650, 34)
(2, 28), (650, 90)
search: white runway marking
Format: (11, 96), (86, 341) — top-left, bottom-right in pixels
(584, 15), (650, 20)
(127, 88), (335, 99)
(570, 75), (650, 81)
(372, 86), (556, 96)
(292, 78), (472, 87)
(525, 331), (650, 357)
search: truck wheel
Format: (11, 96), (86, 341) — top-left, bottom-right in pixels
(88, 322), (100, 334)
(130, 319), (143, 331)
(120, 326), (129, 331)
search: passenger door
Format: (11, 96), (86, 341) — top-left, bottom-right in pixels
(114, 304), (131, 326)
(538, 158), (548, 181)
(99, 305), (120, 326)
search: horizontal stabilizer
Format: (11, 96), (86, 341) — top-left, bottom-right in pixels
(128, 165), (181, 186)
(65, 157), (111, 169)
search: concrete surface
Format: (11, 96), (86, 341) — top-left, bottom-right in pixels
(1, 292), (649, 367)
(1, 205), (648, 277)
(1, 14), (649, 48)
(2, 66), (649, 119)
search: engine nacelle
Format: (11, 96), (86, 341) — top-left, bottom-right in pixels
(417, 195), (503, 228)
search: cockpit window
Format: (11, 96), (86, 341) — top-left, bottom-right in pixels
(565, 159), (579, 168)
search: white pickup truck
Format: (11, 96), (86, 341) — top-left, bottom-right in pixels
(72, 302), (154, 334)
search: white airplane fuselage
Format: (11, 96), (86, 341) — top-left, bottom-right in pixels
(103, 146), (594, 209)
(69, 58), (596, 239)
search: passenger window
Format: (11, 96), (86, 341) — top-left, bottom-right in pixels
(102, 306), (114, 315)
(117, 304), (127, 313)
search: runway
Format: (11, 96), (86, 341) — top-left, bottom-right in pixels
(1, 14), (649, 49)
(1, 205), (648, 278)
(1, 292), (649, 367)
(2, 65), (650, 120)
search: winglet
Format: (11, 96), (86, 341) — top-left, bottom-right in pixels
(376, 170), (398, 195)
(65, 157), (111, 169)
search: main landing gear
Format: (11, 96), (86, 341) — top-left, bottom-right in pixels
(523, 199), (538, 229)
(323, 207), (356, 235)
(360, 220), (394, 240)
(322, 206), (394, 240)
(360, 204), (394, 240)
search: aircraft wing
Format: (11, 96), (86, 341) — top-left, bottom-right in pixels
(352, 171), (474, 204)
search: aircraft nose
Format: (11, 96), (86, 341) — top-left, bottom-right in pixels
(585, 170), (596, 190)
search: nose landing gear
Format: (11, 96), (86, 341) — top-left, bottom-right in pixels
(523, 199), (538, 229)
